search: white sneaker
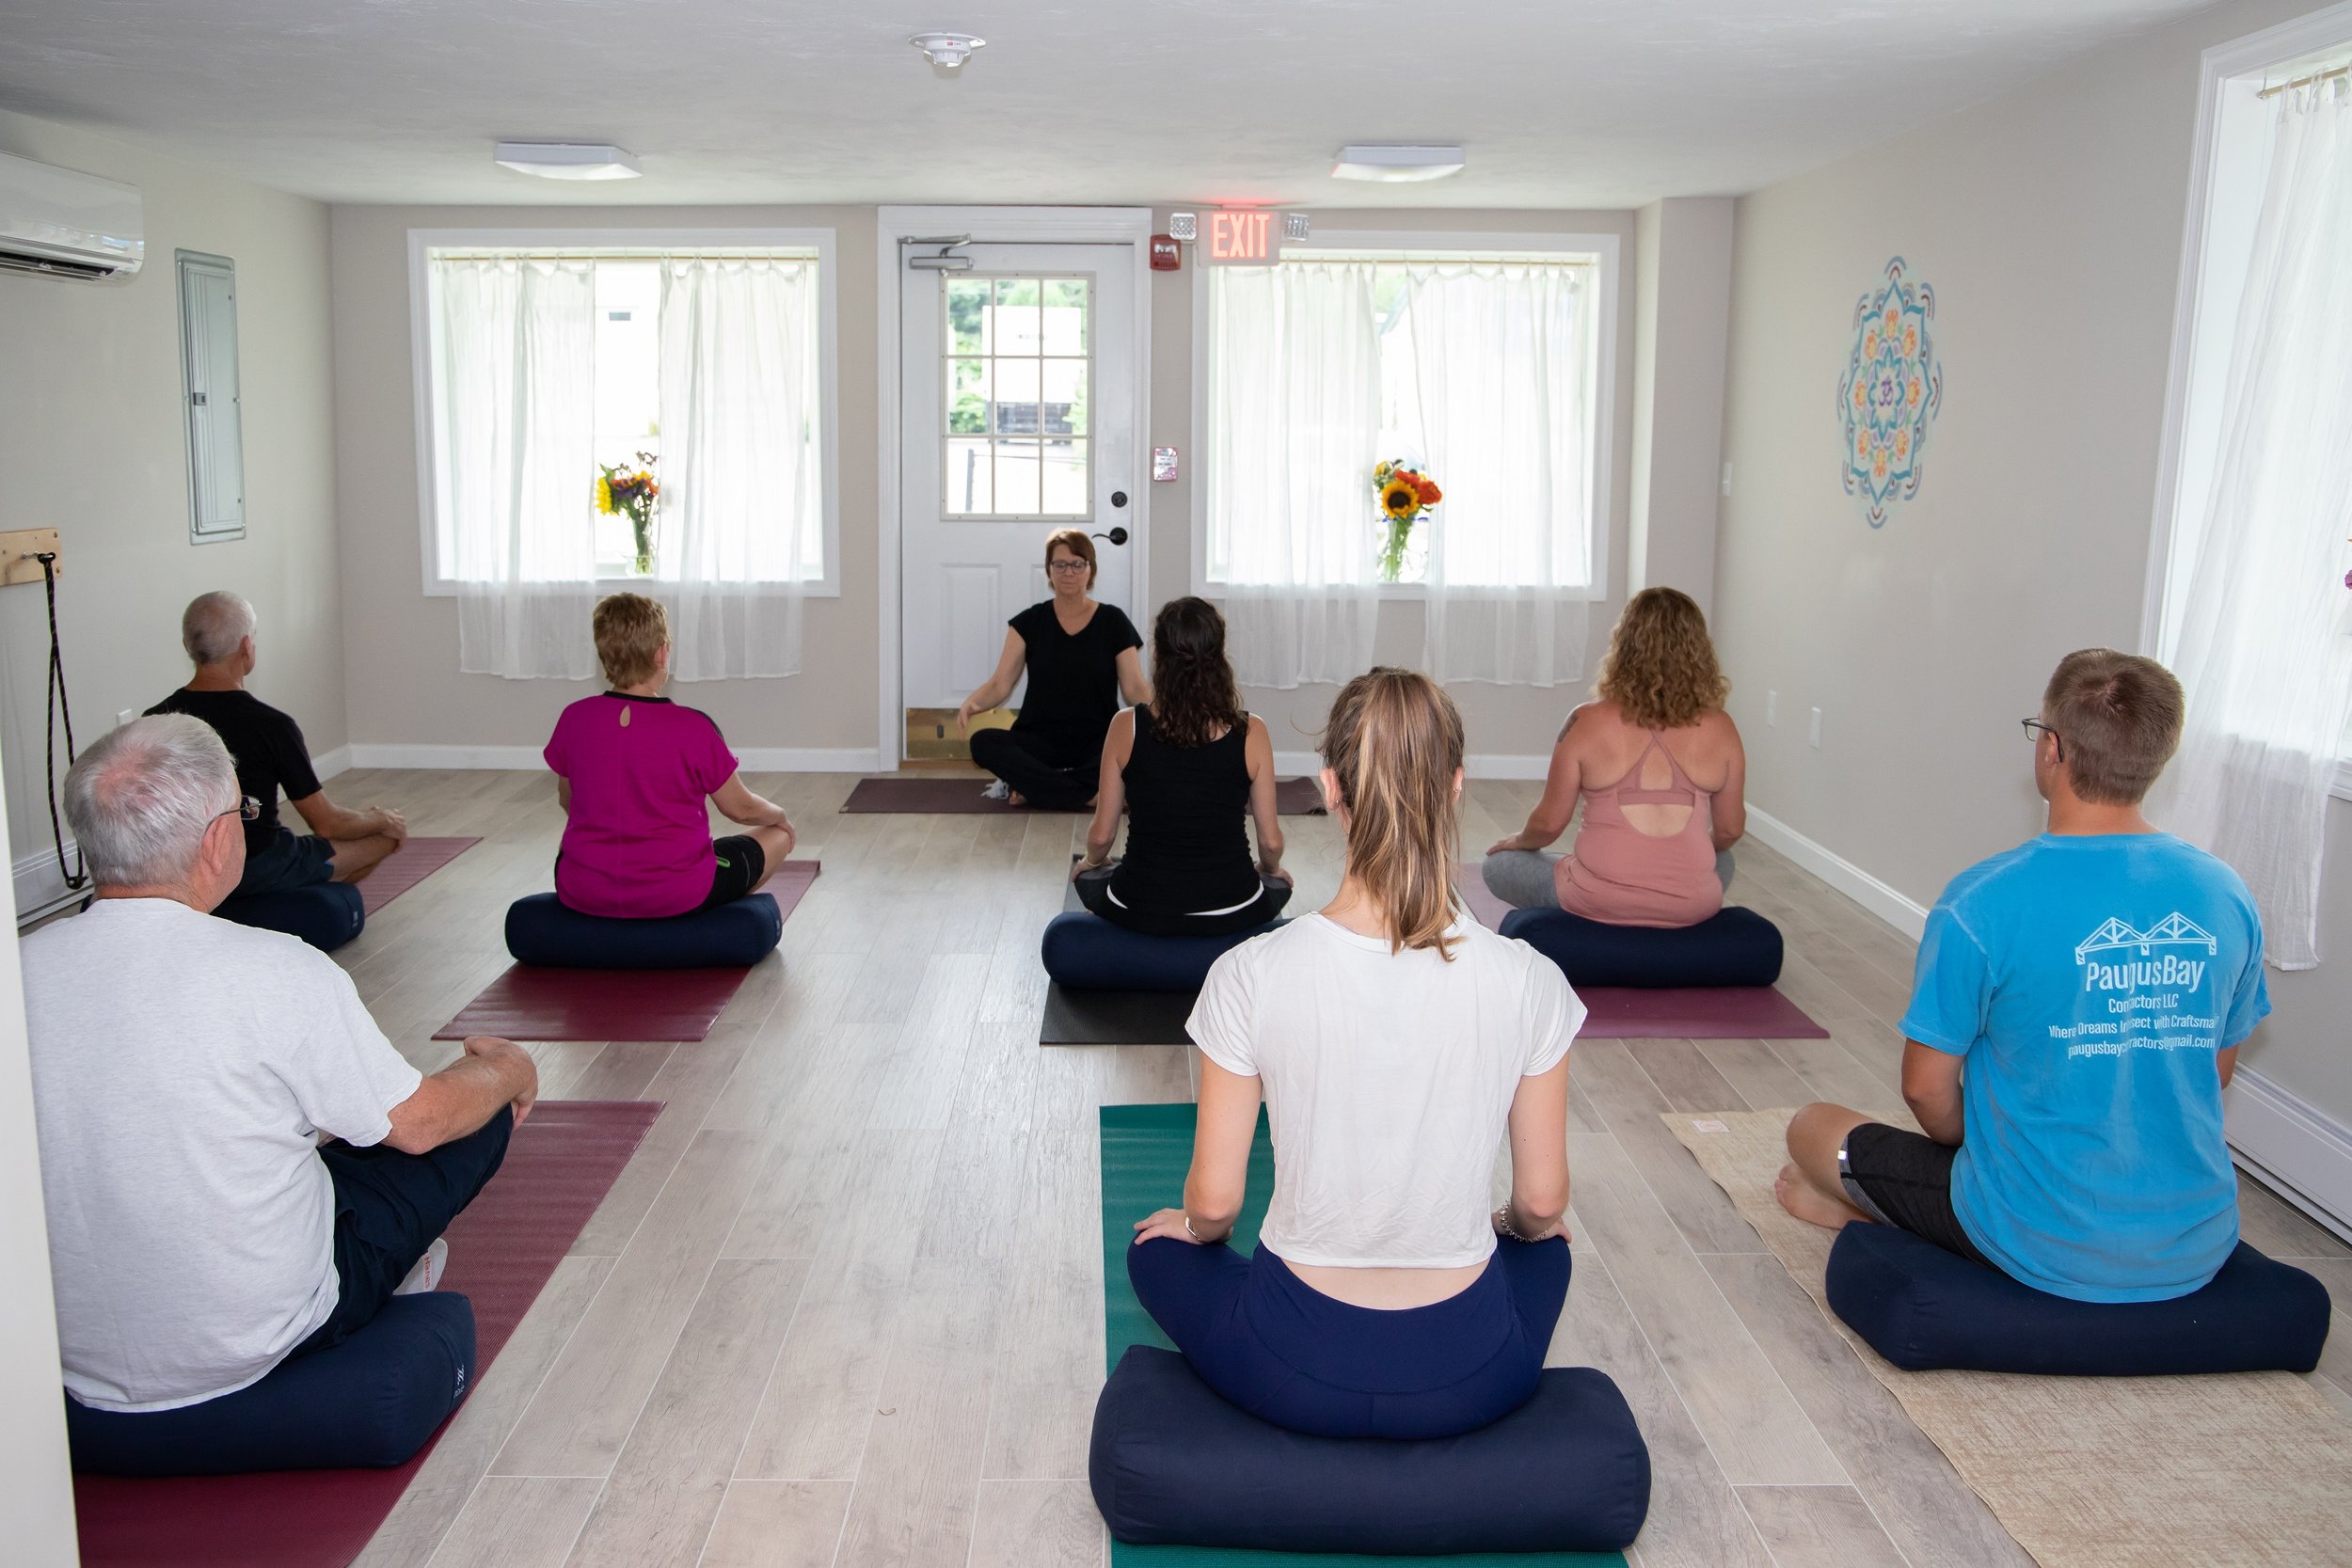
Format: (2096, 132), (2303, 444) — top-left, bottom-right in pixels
(394, 1237), (449, 1295)
(981, 779), (1010, 800)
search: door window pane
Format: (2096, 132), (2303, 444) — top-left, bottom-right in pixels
(944, 274), (1090, 518)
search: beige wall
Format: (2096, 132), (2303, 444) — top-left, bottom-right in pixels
(329, 203), (882, 757)
(335, 202), (1650, 766)
(0, 108), (344, 909)
(1146, 206), (1644, 763)
(1629, 197), (1735, 613)
(1712, 0), (2352, 1123)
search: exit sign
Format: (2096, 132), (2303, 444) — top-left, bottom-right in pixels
(1201, 209), (1283, 267)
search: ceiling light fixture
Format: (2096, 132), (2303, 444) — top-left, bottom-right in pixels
(493, 142), (642, 181)
(909, 31), (986, 69)
(1330, 145), (1466, 183)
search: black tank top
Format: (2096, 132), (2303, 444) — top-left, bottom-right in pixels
(1109, 705), (1262, 914)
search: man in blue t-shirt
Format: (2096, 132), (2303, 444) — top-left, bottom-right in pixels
(1776, 650), (2269, 1303)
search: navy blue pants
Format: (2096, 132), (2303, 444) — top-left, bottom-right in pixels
(1128, 1234), (1571, 1438)
(293, 1107), (513, 1356)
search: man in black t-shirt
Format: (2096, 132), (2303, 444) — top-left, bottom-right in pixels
(148, 593), (407, 897)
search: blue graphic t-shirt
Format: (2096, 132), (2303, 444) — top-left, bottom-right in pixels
(1899, 832), (2268, 1303)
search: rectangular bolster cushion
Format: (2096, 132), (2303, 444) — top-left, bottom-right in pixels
(67, 1291), (477, 1476)
(1089, 1346), (1651, 1554)
(213, 882), (366, 955)
(1825, 1223), (2332, 1375)
(1041, 911), (1285, 992)
(1498, 905), (1783, 988)
(504, 891), (782, 969)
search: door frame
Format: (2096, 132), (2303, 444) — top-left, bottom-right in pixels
(876, 205), (1156, 767)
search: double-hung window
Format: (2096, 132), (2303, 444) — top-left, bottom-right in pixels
(410, 230), (836, 679)
(1199, 236), (1613, 688)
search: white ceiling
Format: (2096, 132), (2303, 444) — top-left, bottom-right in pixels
(0, 0), (2220, 208)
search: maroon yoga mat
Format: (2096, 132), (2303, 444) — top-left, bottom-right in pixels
(839, 774), (1327, 816)
(72, 1100), (663, 1568)
(356, 837), (479, 915)
(433, 863), (818, 1043)
(1450, 864), (1829, 1039)
(433, 966), (750, 1042)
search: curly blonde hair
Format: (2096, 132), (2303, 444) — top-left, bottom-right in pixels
(1595, 588), (1728, 730)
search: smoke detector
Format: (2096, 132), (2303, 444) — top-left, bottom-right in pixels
(909, 31), (986, 69)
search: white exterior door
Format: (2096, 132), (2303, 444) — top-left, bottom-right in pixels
(900, 242), (1138, 713)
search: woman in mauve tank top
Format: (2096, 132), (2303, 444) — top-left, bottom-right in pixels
(1483, 588), (1747, 927)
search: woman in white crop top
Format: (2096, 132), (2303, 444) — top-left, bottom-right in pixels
(1127, 668), (1586, 1439)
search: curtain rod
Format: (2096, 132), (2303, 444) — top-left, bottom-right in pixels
(2258, 62), (2348, 98)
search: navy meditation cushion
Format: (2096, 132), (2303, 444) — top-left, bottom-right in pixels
(504, 891), (782, 969)
(213, 880), (366, 954)
(1040, 911), (1285, 992)
(66, 1291), (476, 1476)
(1825, 1221), (2332, 1375)
(1089, 1345), (1650, 1554)
(1500, 904), (1783, 988)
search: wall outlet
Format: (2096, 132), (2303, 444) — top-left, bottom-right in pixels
(117, 709), (136, 729)
(1765, 690), (1777, 726)
(1720, 463), (1734, 498)
(1809, 706), (1824, 749)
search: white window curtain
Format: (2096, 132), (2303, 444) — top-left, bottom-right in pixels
(1397, 261), (1595, 686)
(1207, 262), (1382, 689)
(440, 257), (601, 680)
(2159, 78), (2352, 970)
(655, 256), (820, 679)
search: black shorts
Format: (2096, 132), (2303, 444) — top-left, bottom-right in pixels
(1838, 1122), (1996, 1269)
(237, 825), (335, 896)
(699, 834), (766, 911)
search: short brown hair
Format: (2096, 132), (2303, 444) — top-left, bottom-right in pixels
(2042, 649), (2184, 804)
(1595, 588), (1729, 730)
(593, 593), (669, 688)
(1044, 528), (1096, 588)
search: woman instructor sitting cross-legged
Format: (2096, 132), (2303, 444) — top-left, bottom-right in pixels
(956, 529), (1149, 811)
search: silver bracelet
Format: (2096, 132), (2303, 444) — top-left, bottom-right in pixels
(1183, 1212), (1204, 1242)
(1494, 1204), (1535, 1243)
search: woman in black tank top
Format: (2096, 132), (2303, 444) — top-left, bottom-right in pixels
(1073, 598), (1291, 937)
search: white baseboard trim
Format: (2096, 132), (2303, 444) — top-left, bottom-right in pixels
(1743, 804), (1930, 942)
(2226, 1067), (2352, 1243)
(311, 744), (353, 782)
(1273, 751), (1550, 782)
(343, 742), (882, 773)
(13, 840), (87, 927)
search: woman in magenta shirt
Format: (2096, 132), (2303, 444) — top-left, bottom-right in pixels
(545, 594), (797, 918)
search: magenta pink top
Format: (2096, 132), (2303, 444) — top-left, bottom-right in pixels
(1556, 733), (1724, 929)
(545, 693), (738, 919)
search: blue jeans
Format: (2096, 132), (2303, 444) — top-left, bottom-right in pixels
(292, 1108), (513, 1356)
(1127, 1234), (1570, 1438)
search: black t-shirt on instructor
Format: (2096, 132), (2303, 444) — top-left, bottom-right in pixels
(147, 688), (321, 853)
(1008, 599), (1141, 762)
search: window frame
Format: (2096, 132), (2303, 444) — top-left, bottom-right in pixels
(1189, 227), (1619, 601)
(2139, 10), (2352, 793)
(405, 226), (841, 598)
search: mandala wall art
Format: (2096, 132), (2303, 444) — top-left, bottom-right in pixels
(1838, 256), (1942, 528)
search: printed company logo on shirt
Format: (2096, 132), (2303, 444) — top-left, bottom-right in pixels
(2056, 913), (2220, 1058)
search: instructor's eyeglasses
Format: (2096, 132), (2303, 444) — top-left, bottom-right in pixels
(2020, 718), (2063, 763)
(1047, 559), (1090, 574)
(215, 796), (262, 824)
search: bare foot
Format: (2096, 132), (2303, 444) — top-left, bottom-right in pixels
(1007, 791), (1028, 808)
(1775, 1163), (1866, 1230)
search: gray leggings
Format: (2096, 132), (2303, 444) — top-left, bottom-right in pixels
(1481, 847), (1737, 911)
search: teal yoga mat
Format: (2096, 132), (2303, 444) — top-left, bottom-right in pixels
(1097, 1102), (1629, 1567)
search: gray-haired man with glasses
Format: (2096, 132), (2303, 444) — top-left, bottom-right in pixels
(23, 715), (535, 1436)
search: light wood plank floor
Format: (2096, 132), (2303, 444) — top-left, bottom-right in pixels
(322, 769), (2350, 1568)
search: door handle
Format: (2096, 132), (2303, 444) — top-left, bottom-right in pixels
(1092, 527), (1129, 547)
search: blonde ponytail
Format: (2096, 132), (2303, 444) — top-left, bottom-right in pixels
(1320, 668), (1466, 958)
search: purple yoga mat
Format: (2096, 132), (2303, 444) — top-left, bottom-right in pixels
(357, 837), (479, 915)
(840, 774), (1326, 815)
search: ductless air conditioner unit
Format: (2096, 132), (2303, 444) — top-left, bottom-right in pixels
(0, 150), (144, 280)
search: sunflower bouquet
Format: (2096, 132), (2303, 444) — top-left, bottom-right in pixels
(1373, 459), (1441, 582)
(596, 451), (660, 575)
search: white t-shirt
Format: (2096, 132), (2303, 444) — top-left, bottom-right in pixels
(1186, 913), (1583, 1269)
(24, 898), (423, 1412)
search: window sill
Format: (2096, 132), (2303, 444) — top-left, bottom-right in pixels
(422, 577), (840, 600)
